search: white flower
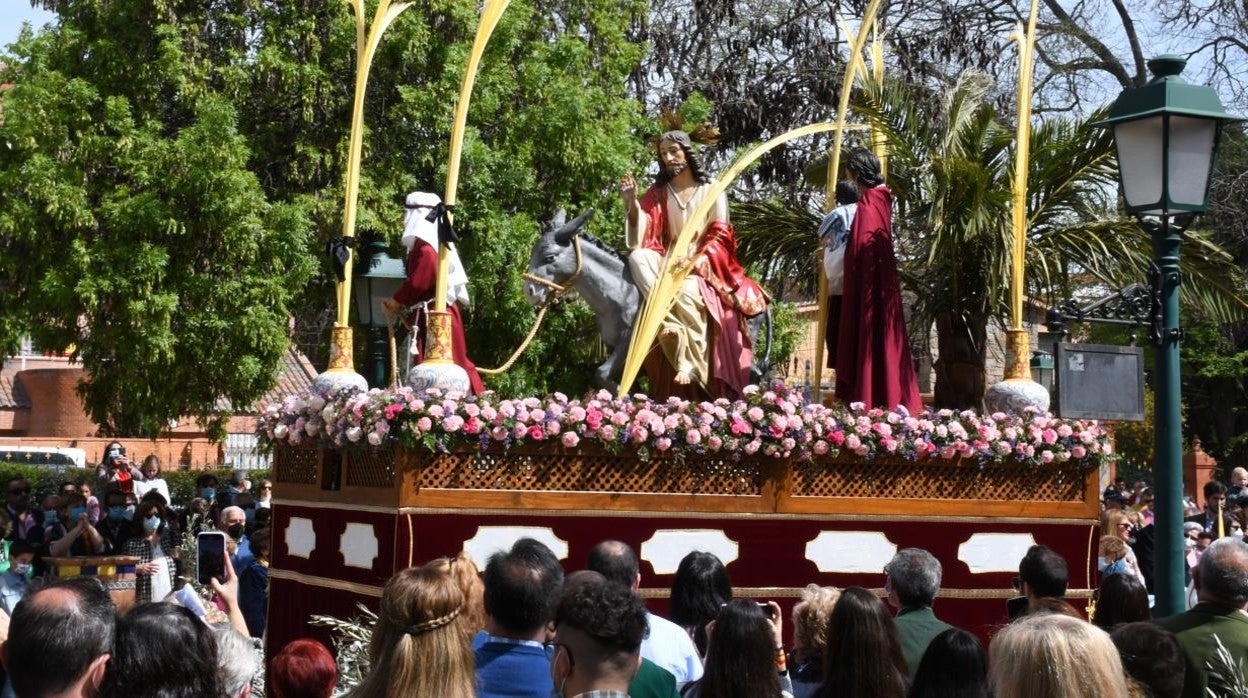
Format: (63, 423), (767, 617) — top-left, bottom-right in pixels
(367, 431), (383, 446)
(347, 427), (363, 443)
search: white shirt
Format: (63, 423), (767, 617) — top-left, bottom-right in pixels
(134, 477), (172, 506)
(641, 611), (703, 683)
(149, 539), (173, 602)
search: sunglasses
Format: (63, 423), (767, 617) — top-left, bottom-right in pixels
(7, 488), (29, 495)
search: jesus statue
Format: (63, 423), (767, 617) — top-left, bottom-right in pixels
(620, 130), (767, 399)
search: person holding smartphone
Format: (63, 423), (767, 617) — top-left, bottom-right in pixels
(122, 499), (177, 603)
(680, 599), (793, 697)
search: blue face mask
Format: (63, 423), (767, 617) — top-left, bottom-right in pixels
(12, 563), (31, 579)
(42, 510), (56, 526)
(107, 506), (126, 522)
(200, 488), (216, 501)
(143, 515), (161, 533)
(69, 507), (86, 520)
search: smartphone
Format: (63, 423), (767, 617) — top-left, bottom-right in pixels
(197, 531), (228, 585)
(757, 601), (776, 618)
(1006, 595), (1029, 621)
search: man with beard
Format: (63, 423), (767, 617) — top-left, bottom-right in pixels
(621, 130), (766, 398)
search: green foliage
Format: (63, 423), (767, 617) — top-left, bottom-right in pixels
(757, 301), (806, 379)
(1, 22), (315, 438)
(2, 0), (652, 420)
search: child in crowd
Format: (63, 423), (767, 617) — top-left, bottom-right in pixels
(0, 540), (35, 615)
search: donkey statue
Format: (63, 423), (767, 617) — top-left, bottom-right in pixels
(523, 209), (771, 394)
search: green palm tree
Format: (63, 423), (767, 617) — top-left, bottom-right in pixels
(735, 74), (1248, 409)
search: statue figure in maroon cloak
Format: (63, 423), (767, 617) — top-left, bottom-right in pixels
(834, 150), (922, 413)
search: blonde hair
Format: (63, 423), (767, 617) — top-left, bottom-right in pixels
(989, 614), (1129, 698)
(1103, 509), (1132, 538)
(349, 559), (475, 698)
(426, 551), (486, 634)
(790, 584), (841, 666)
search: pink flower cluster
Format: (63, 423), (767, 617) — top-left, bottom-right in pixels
(256, 382), (1113, 468)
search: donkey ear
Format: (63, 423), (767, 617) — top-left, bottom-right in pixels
(548, 209), (568, 231)
(553, 208), (594, 244)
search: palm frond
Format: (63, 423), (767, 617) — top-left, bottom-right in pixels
(732, 200), (823, 299)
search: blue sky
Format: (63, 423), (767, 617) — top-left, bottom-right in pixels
(1, 2), (57, 51)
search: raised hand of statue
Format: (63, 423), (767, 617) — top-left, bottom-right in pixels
(620, 173), (637, 210)
(381, 298), (402, 318)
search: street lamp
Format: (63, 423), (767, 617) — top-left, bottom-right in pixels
(1095, 54), (1243, 617)
(352, 241), (407, 388)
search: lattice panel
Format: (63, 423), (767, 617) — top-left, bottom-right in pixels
(793, 460), (1087, 502)
(273, 447), (318, 485)
(414, 450), (764, 496)
(347, 448), (398, 488)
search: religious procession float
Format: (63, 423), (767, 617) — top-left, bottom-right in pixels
(258, 0), (1112, 655)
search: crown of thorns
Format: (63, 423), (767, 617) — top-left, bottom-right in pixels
(650, 106), (720, 150)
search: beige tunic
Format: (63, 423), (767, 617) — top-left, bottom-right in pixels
(625, 182), (729, 386)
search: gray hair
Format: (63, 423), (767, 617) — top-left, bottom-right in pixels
(214, 627), (258, 698)
(218, 506), (244, 527)
(885, 548), (942, 607)
(1198, 538), (1248, 605)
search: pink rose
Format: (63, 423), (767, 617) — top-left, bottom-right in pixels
(464, 416), (482, 434)
(747, 407), (765, 422)
(655, 437), (672, 452)
(599, 425), (617, 442)
(527, 425), (546, 441)
(630, 426), (650, 443)
(492, 426), (509, 441)
(443, 415), (464, 433)
(545, 421), (561, 436)
(1071, 445), (1087, 459)
(685, 429), (702, 445)
(813, 440), (829, 455)
(561, 432), (580, 448)
(416, 417), (433, 432)
(707, 435), (723, 450)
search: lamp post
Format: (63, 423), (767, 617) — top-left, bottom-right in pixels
(352, 242), (407, 388)
(1095, 54), (1243, 617)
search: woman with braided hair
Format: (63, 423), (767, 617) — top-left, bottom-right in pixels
(349, 557), (475, 698)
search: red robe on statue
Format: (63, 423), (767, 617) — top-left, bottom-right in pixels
(834, 185), (922, 413)
(394, 238), (486, 395)
(638, 186), (766, 398)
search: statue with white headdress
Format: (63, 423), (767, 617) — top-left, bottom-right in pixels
(381, 191), (484, 394)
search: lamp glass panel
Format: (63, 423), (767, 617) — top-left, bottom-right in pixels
(352, 278), (374, 327)
(1113, 117), (1164, 211)
(369, 277), (404, 328)
(1166, 115), (1216, 208)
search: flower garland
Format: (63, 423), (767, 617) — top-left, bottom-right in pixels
(256, 382), (1114, 468)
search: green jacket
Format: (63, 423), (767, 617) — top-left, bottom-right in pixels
(894, 605), (953, 677)
(630, 658), (680, 698)
(1156, 602), (1248, 698)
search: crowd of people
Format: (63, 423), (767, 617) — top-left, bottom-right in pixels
(5, 448), (1248, 697)
(0, 440), (278, 692)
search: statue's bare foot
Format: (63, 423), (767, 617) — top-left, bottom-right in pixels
(659, 328), (679, 345)
(674, 370), (692, 385)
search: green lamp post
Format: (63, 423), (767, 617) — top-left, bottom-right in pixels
(353, 241), (407, 389)
(1095, 54), (1244, 617)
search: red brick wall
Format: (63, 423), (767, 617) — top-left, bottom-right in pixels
(0, 436), (223, 470)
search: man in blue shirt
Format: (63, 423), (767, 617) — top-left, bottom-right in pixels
(474, 538), (565, 698)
